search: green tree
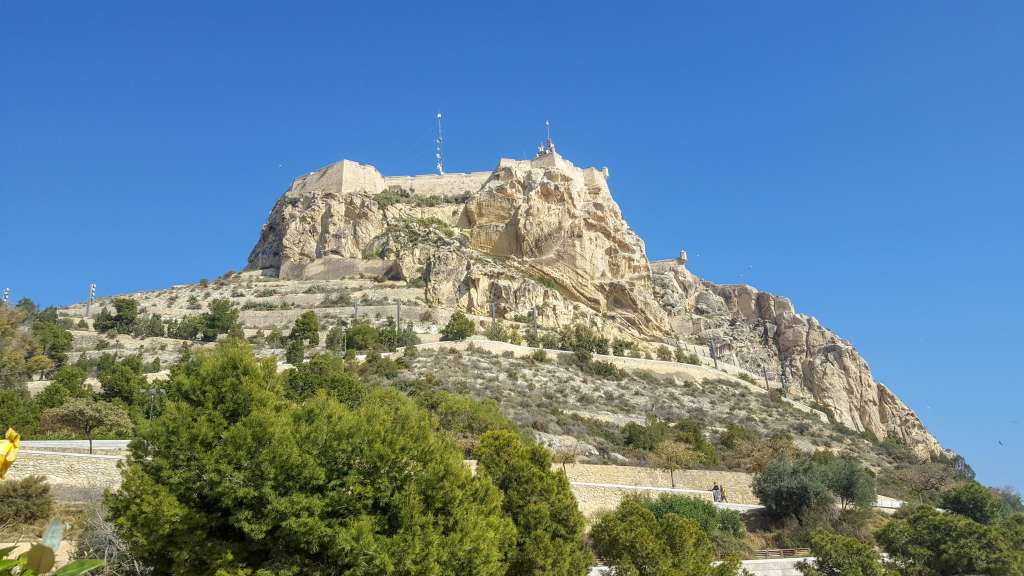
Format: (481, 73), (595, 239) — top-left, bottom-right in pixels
(590, 497), (739, 576)
(32, 313), (74, 364)
(201, 299), (239, 342)
(476, 430), (592, 576)
(0, 307), (34, 387)
(325, 324), (346, 352)
(825, 456), (877, 509)
(290, 310), (320, 345)
(98, 363), (144, 405)
(284, 353), (364, 406)
(653, 440), (696, 488)
(798, 531), (893, 576)
(418, 391), (517, 456)
(40, 398), (132, 454)
(106, 342), (515, 575)
(94, 298), (139, 334)
(441, 311), (476, 341)
(753, 457), (833, 525)
(347, 321), (380, 350)
(285, 337), (305, 365)
(144, 314), (166, 337)
(35, 365), (92, 410)
(877, 505), (1023, 576)
(940, 482), (1002, 524)
(0, 388), (40, 434)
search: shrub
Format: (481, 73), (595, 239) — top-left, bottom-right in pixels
(0, 475), (53, 525)
(346, 320), (380, 351)
(441, 311), (476, 341)
(798, 530), (892, 576)
(590, 497), (739, 576)
(656, 345), (673, 361)
(639, 494), (746, 557)
(483, 321), (510, 342)
(530, 348), (547, 363)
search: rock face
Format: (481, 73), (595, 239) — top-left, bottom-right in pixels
(247, 151), (942, 456)
(651, 255), (941, 457)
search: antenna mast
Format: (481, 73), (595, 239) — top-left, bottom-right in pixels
(435, 112), (445, 175)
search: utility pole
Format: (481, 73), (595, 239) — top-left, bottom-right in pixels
(762, 366), (770, 391)
(709, 340), (719, 369)
(436, 112), (445, 175)
(86, 283), (96, 317)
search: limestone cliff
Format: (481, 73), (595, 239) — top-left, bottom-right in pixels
(246, 151), (942, 456)
(652, 252), (941, 457)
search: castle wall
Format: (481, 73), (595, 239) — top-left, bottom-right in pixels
(383, 171), (491, 197)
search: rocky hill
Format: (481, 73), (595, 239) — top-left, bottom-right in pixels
(244, 148), (941, 457)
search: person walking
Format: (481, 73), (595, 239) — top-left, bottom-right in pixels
(720, 484), (729, 503)
(711, 482), (721, 503)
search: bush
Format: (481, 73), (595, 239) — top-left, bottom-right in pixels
(639, 494), (746, 555)
(590, 497), (739, 576)
(106, 343), (515, 575)
(656, 345), (673, 361)
(798, 530), (892, 576)
(346, 320), (380, 351)
(0, 475), (53, 525)
(441, 311), (476, 341)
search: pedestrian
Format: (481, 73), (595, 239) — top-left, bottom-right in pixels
(720, 484), (728, 503)
(711, 482), (721, 502)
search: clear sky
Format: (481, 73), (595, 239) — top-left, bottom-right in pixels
(2, 1), (1022, 489)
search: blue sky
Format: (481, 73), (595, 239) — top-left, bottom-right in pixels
(2, 1), (1022, 489)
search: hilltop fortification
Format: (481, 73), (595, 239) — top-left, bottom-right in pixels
(245, 149), (941, 457)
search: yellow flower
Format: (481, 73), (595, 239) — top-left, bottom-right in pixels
(0, 427), (20, 480)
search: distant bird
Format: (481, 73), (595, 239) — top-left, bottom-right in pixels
(998, 440), (1004, 446)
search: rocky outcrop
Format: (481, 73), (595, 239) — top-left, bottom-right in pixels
(247, 153), (672, 337)
(651, 254), (942, 457)
(247, 152), (942, 456)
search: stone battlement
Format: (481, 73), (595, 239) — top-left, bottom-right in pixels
(283, 151), (609, 200)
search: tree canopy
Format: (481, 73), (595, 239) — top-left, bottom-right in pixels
(107, 342), (516, 576)
(476, 430), (592, 576)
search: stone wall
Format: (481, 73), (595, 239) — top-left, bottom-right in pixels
(12, 451), (755, 517)
(9, 451), (123, 502)
(383, 171), (491, 197)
